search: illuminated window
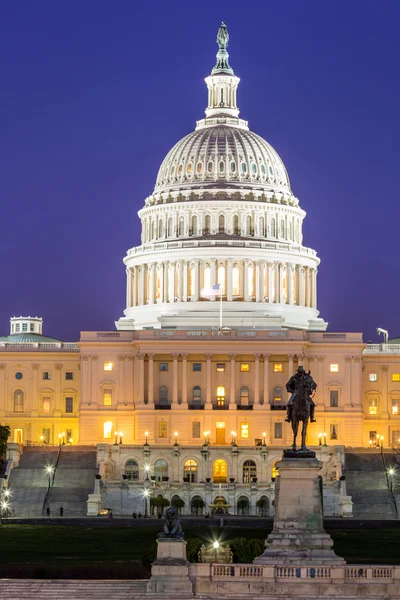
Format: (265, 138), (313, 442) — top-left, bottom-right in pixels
(330, 390), (338, 407)
(330, 424), (338, 440)
(274, 363), (283, 372)
(369, 373), (377, 382)
(369, 398), (378, 415)
(125, 460), (139, 481)
(216, 386), (225, 407)
(274, 386), (283, 403)
(189, 266), (195, 295)
(103, 389), (112, 406)
(272, 461), (279, 478)
(192, 386), (201, 406)
(14, 390), (24, 413)
(213, 458), (227, 482)
(217, 265), (225, 294)
(217, 363), (225, 372)
(154, 459), (168, 482)
(248, 263), (254, 296)
(330, 364), (339, 373)
(240, 422), (249, 439)
(240, 363), (250, 372)
(232, 266), (240, 295)
(392, 374), (400, 382)
(274, 422), (283, 439)
(392, 400), (400, 415)
(203, 265), (211, 289)
(158, 420), (167, 438)
(42, 397), (50, 413)
(392, 431), (400, 446)
(184, 459), (198, 483)
(14, 429), (23, 444)
(103, 421), (112, 439)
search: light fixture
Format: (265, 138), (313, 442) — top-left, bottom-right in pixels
(389, 468), (395, 476)
(213, 540), (219, 549)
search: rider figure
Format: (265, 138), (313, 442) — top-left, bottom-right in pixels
(285, 365), (317, 423)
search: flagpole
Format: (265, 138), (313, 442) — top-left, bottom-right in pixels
(219, 286), (223, 329)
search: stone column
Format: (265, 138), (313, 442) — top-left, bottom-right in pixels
(182, 261), (188, 302)
(312, 268), (317, 308)
(227, 258), (233, 301)
(181, 353), (188, 408)
(268, 263), (273, 302)
(244, 259), (249, 301)
(172, 353), (179, 405)
(147, 353), (154, 408)
(255, 261), (261, 302)
(261, 261), (266, 301)
(55, 363), (63, 410)
(210, 260), (216, 300)
(163, 262), (168, 303)
(149, 263), (155, 305)
(178, 261), (183, 301)
(170, 263), (176, 302)
(287, 263), (293, 305)
(298, 265), (304, 307)
(305, 267), (311, 307)
(194, 260), (200, 301)
(254, 353), (261, 408)
(127, 355), (135, 407)
(263, 353), (270, 407)
(81, 355), (90, 405)
(91, 355), (98, 405)
(275, 262), (280, 303)
(229, 353), (236, 409)
(132, 267), (137, 307)
(205, 353), (212, 407)
(158, 263), (164, 303)
(138, 353), (145, 406)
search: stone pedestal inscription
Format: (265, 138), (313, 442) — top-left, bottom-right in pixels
(255, 457), (344, 565)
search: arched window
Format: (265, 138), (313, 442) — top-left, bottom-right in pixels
(154, 459), (168, 482)
(158, 220), (163, 238)
(217, 264), (225, 295)
(246, 215), (252, 235)
(232, 215), (239, 234)
(191, 215), (197, 236)
(14, 389), (24, 413)
(270, 217), (276, 238)
(237, 495), (250, 515)
(168, 218), (173, 237)
(216, 386), (225, 407)
(184, 459), (198, 483)
(125, 459), (139, 481)
(213, 459), (227, 483)
(218, 214), (225, 233)
(179, 217), (184, 236)
(232, 266), (240, 296)
(240, 386), (250, 406)
(272, 461), (279, 479)
(259, 216), (264, 237)
(203, 266), (211, 291)
(273, 386), (283, 404)
(159, 385), (169, 407)
(242, 460), (257, 483)
(204, 215), (211, 234)
(192, 386), (201, 407)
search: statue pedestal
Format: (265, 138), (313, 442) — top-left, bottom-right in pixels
(147, 538), (193, 594)
(255, 457), (344, 565)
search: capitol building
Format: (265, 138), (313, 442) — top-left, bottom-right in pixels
(1, 24), (400, 518)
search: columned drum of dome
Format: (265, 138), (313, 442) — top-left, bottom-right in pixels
(116, 24), (327, 332)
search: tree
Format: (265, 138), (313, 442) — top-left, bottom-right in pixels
(0, 425), (10, 459)
(237, 498), (249, 515)
(171, 496), (185, 513)
(256, 497), (268, 516)
(191, 497), (205, 515)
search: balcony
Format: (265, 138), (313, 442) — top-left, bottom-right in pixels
(188, 403), (205, 410)
(212, 403), (229, 410)
(270, 403), (287, 411)
(237, 405), (253, 410)
(154, 403), (171, 410)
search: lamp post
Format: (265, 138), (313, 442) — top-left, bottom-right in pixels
(119, 431), (123, 445)
(145, 431), (149, 445)
(58, 434), (62, 446)
(114, 431), (119, 445)
(45, 465), (54, 487)
(144, 489), (150, 518)
(231, 430), (236, 444)
(318, 433), (322, 446)
(388, 467), (395, 491)
(376, 434), (381, 448)
(262, 432), (267, 446)
(213, 540), (219, 563)
(144, 464), (150, 482)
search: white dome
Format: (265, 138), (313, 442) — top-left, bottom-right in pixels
(154, 125), (291, 195)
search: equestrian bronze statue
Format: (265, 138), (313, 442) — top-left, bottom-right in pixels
(285, 366), (317, 453)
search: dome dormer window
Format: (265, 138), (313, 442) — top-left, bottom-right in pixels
(178, 164), (183, 175)
(230, 161), (236, 172)
(187, 163), (192, 174)
(207, 162), (213, 174)
(261, 164), (266, 174)
(241, 163), (247, 173)
(251, 163), (257, 174)
(219, 161), (224, 172)
(196, 162), (203, 173)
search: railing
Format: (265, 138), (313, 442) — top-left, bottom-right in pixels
(364, 343), (400, 353)
(154, 404), (172, 410)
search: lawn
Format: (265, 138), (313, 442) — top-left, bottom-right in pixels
(0, 524), (399, 578)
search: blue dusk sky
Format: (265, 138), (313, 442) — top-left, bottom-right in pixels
(0, 1), (399, 342)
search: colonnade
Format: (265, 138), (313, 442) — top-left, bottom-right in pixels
(126, 259), (317, 309)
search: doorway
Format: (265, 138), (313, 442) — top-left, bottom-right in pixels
(216, 422), (225, 444)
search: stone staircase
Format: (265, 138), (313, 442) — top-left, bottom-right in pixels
(344, 451), (398, 519)
(7, 445), (97, 518)
(46, 446), (97, 516)
(0, 580), (149, 600)
(8, 447), (60, 517)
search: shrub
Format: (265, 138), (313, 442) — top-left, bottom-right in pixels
(230, 538), (265, 563)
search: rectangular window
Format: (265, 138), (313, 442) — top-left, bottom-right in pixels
(65, 429), (73, 443)
(22, 323), (28, 332)
(42, 428), (50, 444)
(273, 363), (283, 372)
(103, 389), (112, 406)
(30, 324), (34, 332)
(65, 372), (73, 380)
(65, 397), (73, 413)
(240, 422), (249, 439)
(370, 431), (377, 443)
(330, 364), (339, 373)
(104, 362), (113, 371)
(193, 363), (201, 372)
(42, 371), (51, 380)
(192, 421), (201, 438)
(159, 363), (168, 372)
(15, 324), (20, 332)
(369, 398), (378, 415)
(103, 421), (112, 439)
(330, 424), (338, 440)
(330, 390), (339, 407)
(42, 397), (51, 413)
(369, 373), (377, 382)
(392, 431), (400, 446)
(274, 422), (283, 439)
(216, 363), (225, 372)
(159, 420), (167, 438)
(392, 374), (400, 382)
(392, 399), (400, 415)
(240, 363), (250, 372)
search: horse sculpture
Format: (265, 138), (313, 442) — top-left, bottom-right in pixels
(285, 366), (317, 452)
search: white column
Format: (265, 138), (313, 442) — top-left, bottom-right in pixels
(178, 260), (183, 301)
(158, 263), (164, 303)
(244, 260), (249, 301)
(312, 268), (317, 308)
(181, 353), (188, 407)
(91, 355), (98, 405)
(118, 355), (125, 405)
(227, 259), (233, 301)
(298, 265), (305, 307)
(268, 263), (273, 302)
(305, 267), (311, 307)
(255, 261), (261, 302)
(263, 353), (270, 408)
(163, 262), (169, 302)
(254, 353), (260, 406)
(229, 353), (236, 409)
(139, 266), (145, 305)
(138, 353), (145, 406)
(274, 262), (279, 303)
(210, 260), (216, 300)
(194, 260), (200, 301)
(149, 263), (155, 304)
(261, 261), (266, 301)
(126, 268), (131, 308)
(170, 262), (176, 302)
(182, 261), (188, 302)
(172, 353), (178, 405)
(205, 353), (212, 407)
(147, 353), (154, 407)
(277, 263), (283, 303)
(288, 263), (293, 305)
(132, 267), (137, 307)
